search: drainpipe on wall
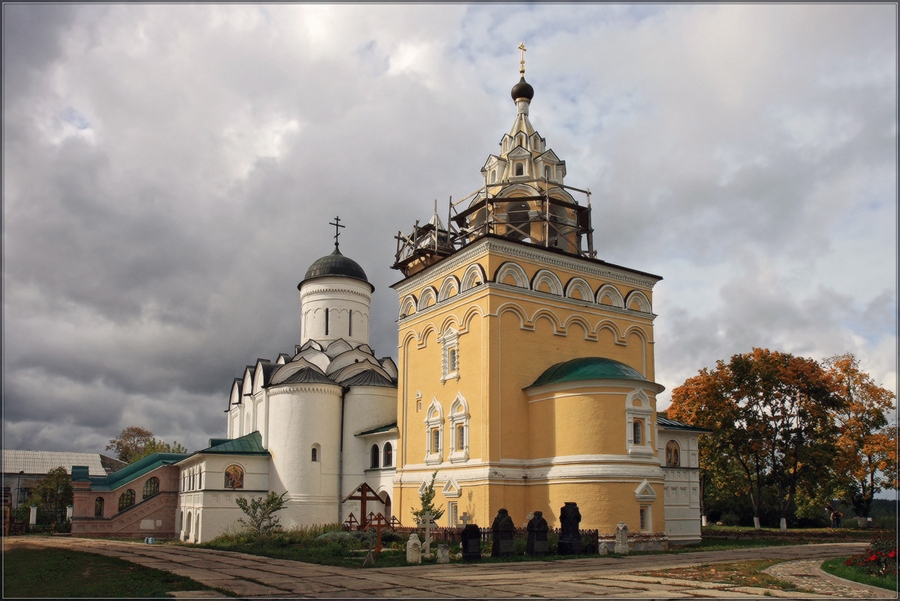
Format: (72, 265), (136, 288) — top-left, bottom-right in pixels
(338, 386), (348, 525)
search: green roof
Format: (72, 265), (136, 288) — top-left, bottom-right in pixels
(527, 357), (649, 388)
(200, 431), (268, 455)
(84, 452), (188, 490)
(355, 422), (398, 437)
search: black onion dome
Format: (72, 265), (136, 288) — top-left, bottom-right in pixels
(298, 247), (373, 291)
(511, 76), (534, 102)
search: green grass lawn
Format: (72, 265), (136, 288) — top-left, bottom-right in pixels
(3, 545), (218, 598)
(821, 557), (898, 592)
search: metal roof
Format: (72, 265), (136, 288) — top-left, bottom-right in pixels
(355, 423), (398, 437)
(2, 450), (122, 477)
(339, 370), (397, 388)
(656, 416), (712, 433)
(527, 357), (649, 388)
(299, 247), (373, 291)
(200, 431), (269, 455)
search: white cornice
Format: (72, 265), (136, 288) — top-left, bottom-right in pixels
(268, 384), (342, 397)
(394, 238), (660, 295)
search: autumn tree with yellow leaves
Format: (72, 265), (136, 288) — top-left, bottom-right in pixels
(824, 353), (896, 520)
(669, 348), (844, 530)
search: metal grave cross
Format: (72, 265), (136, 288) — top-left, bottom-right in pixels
(420, 511), (436, 555)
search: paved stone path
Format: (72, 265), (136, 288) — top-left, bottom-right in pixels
(5, 536), (894, 598)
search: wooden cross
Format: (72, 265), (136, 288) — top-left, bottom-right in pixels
(342, 512), (359, 531)
(420, 511), (436, 555)
(460, 512), (472, 527)
(364, 512), (390, 557)
(329, 215), (345, 249)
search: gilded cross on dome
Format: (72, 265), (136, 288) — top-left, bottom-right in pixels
(518, 42), (527, 76)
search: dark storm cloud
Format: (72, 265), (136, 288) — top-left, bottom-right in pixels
(3, 4), (895, 454)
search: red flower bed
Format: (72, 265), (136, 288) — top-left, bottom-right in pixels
(845, 534), (898, 578)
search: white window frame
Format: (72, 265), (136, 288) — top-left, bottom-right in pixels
(424, 399), (443, 465)
(448, 393), (470, 463)
(439, 328), (459, 383)
(626, 389), (654, 457)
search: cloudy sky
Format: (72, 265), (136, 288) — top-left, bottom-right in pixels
(3, 4), (896, 457)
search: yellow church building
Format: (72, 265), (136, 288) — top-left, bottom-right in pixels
(390, 52), (700, 540)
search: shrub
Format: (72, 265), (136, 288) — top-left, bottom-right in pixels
(844, 534), (897, 578)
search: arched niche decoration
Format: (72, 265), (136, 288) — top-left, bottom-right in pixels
(438, 276), (460, 301)
(495, 262), (529, 288)
(531, 269), (563, 296)
(565, 277), (594, 302)
(596, 284), (625, 308)
(460, 264), (486, 291)
(417, 287), (438, 310)
(399, 295), (417, 319)
(624, 290), (652, 313)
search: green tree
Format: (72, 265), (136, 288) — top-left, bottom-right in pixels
(669, 348), (842, 530)
(410, 471), (445, 524)
(235, 491), (287, 538)
(825, 353), (897, 519)
(107, 426), (187, 463)
(26, 466), (73, 526)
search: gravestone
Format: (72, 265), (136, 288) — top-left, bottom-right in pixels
(614, 522), (629, 555)
(557, 502), (582, 555)
(437, 543), (450, 564)
(460, 524), (482, 561)
(491, 508), (515, 557)
(525, 511), (549, 556)
(419, 511), (436, 556)
(598, 542), (609, 556)
(406, 532), (422, 564)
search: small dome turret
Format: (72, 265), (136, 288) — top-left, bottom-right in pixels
(511, 76), (534, 103)
(299, 247), (371, 291)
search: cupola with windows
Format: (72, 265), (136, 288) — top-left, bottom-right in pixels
(393, 44), (596, 278)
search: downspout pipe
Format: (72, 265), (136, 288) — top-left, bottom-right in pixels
(338, 385), (348, 525)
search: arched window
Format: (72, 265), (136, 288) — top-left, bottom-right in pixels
(224, 465), (244, 490)
(666, 440), (681, 467)
(94, 497), (104, 517)
(383, 442), (393, 467)
(118, 489), (135, 511)
(142, 477), (159, 499)
(424, 399), (443, 465)
(311, 444), (320, 462)
(370, 444), (380, 469)
(449, 394), (470, 463)
(633, 421), (643, 445)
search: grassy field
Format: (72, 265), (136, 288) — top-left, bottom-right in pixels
(3, 544), (218, 598)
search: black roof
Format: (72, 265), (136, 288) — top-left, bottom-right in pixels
(298, 247), (373, 291)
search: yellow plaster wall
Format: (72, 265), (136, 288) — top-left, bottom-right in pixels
(394, 242), (663, 534)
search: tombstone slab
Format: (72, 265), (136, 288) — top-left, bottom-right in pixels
(557, 502), (582, 555)
(526, 511), (549, 556)
(460, 524), (482, 561)
(614, 522), (629, 555)
(491, 508), (516, 557)
(406, 533), (422, 564)
(437, 543), (450, 564)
